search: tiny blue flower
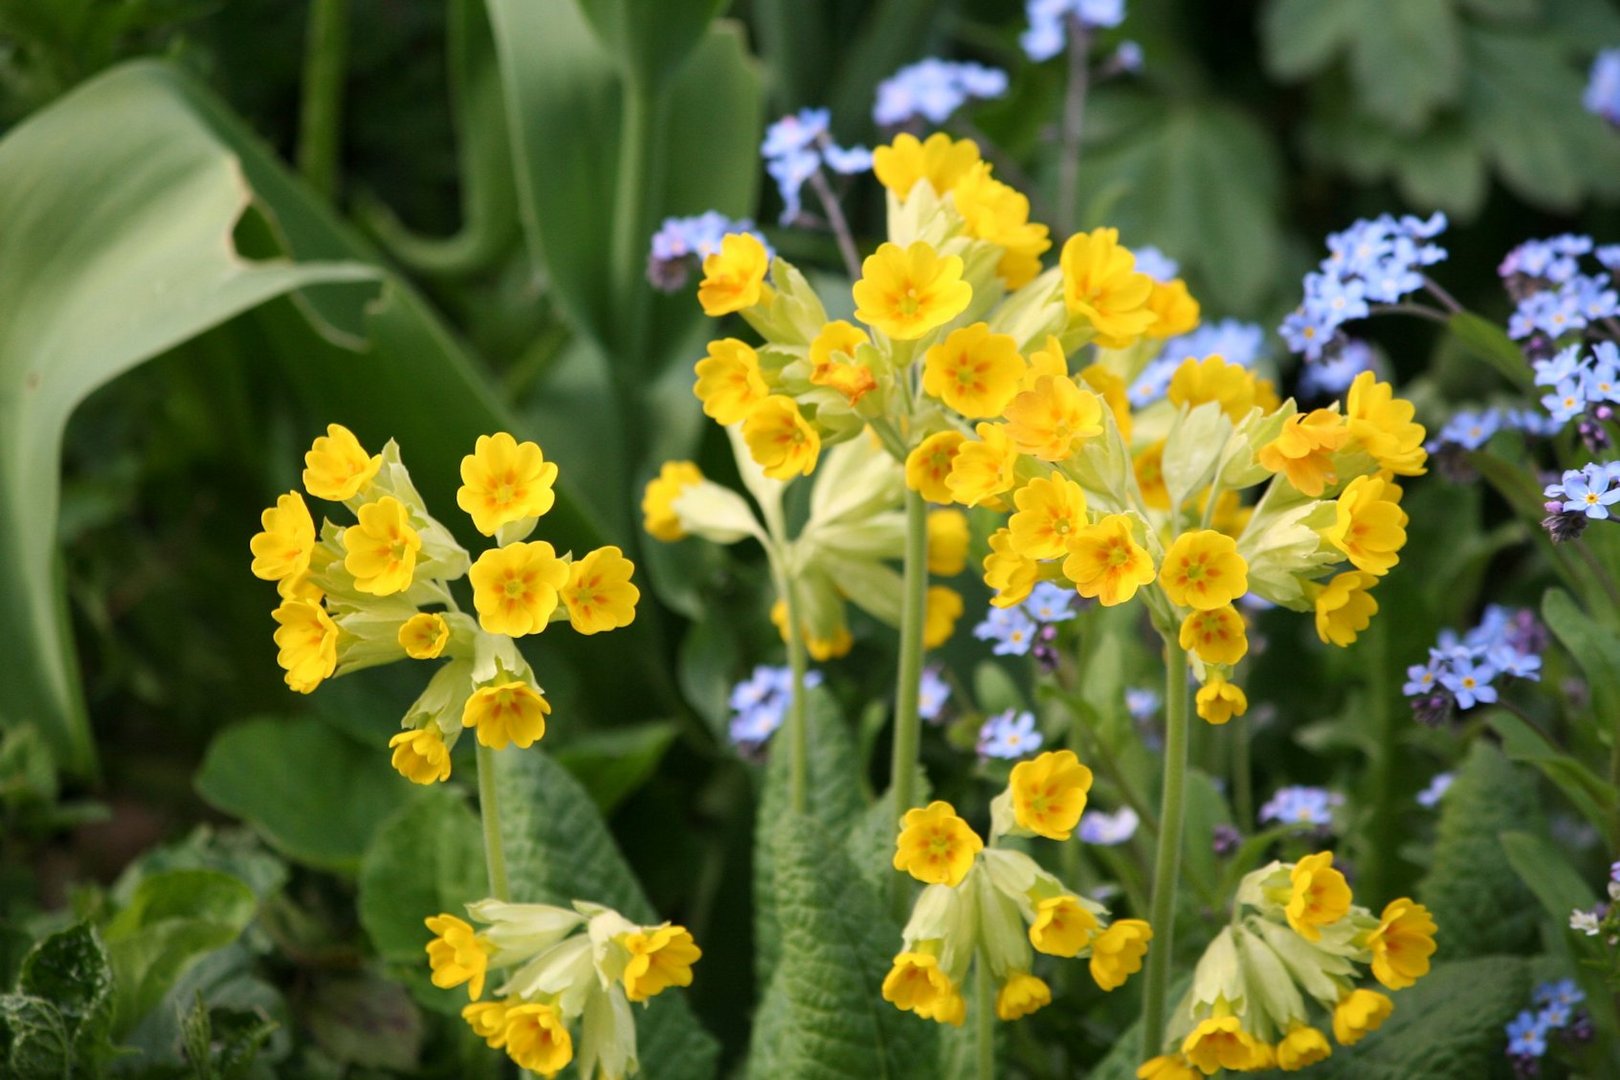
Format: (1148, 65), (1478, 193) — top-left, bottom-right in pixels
(918, 665), (951, 722)
(1298, 339), (1377, 398)
(1023, 581), (1079, 624)
(727, 665), (823, 748)
(1403, 659), (1443, 697)
(1125, 687), (1160, 721)
(1416, 772), (1453, 808)
(1132, 245), (1179, 282)
(1541, 378), (1588, 424)
(1505, 1009), (1549, 1057)
(1440, 660), (1498, 709)
(1113, 40), (1143, 72)
(1021, 0), (1126, 62)
(973, 605), (1039, 656)
(1488, 644), (1542, 681)
(1259, 785), (1341, 828)
(1584, 48), (1620, 126)
(1079, 806), (1139, 845)
(1561, 465), (1620, 520)
(1533, 978), (1584, 1010)
(978, 709), (1043, 759)
(873, 58), (1008, 125)
(1533, 344), (1585, 387)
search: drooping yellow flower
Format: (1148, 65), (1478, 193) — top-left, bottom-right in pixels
(1322, 474), (1407, 576)
(1258, 409), (1350, 497)
(1314, 571), (1378, 647)
(693, 338), (769, 424)
(1028, 895), (1099, 957)
(1195, 674), (1247, 725)
(1366, 897), (1437, 990)
(1090, 919), (1152, 991)
(469, 540), (569, 636)
(398, 612), (451, 659)
(425, 914), (489, 1000)
(1008, 475), (1088, 560)
(1002, 374), (1104, 461)
(642, 461), (704, 542)
(852, 240), (973, 341)
(1345, 370), (1427, 476)
(995, 971), (1052, 1021)
(1332, 988), (1394, 1046)
(390, 727), (452, 784)
(1178, 605), (1248, 666)
(927, 509), (970, 576)
(906, 431), (968, 503)
(697, 232), (770, 316)
(1276, 1023), (1332, 1071)
(461, 680), (550, 750)
(462, 1000), (511, 1048)
(1181, 1015), (1267, 1074)
(1145, 278), (1200, 340)
(808, 320), (877, 406)
(1159, 530), (1248, 610)
(1078, 362), (1132, 442)
(303, 423), (382, 502)
(1010, 749), (1093, 840)
(984, 527), (1039, 607)
(1167, 355), (1263, 422)
(1060, 228), (1158, 347)
(922, 322), (1027, 417)
(250, 492), (315, 583)
(272, 597), (337, 694)
(742, 395), (821, 479)
(561, 546), (639, 635)
(951, 163), (1052, 288)
(923, 586), (963, 648)
(1134, 439), (1170, 509)
(1285, 852), (1352, 942)
(619, 924), (702, 1002)
(769, 599), (854, 661)
(502, 1002), (573, 1077)
(892, 800), (983, 886)
(343, 496), (421, 596)
(1022, 334), (1069, 389)
(946, 423), (1018, 507)
(872, 132), (982, 201)
(456, 432), (559, 536)
(1063, 514), (1156, 607)
(882, 951), (964, 1025)
(1137, 1054), (1201, 1080)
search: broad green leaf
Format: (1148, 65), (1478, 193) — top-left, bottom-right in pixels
(1391, 121), (1488, 219)
(0, 61), (375, 775)
(1543, 587), (1620, 724)
(195, 717), (410, 874)
(1261, 0), (1364, 80)
(574, 0), (726, 90)
(1347, 0), (1463, 134)
(305, 972), (423, 1072)
(16, 924), (113, 1058)
(1499, 829), (1599, 926)
(1485, 711), (1615, 834)
(0, 994), (73, 1080)
(112, 826), (289, 907)
(1446, 312), (1533, 390)
(553, 720), (679, 814)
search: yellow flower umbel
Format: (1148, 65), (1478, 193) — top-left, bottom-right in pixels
(852, 240), (972, 341)
(922, 323), (1027, 417)
(456, 432), (559, 537)
(697, 232), (771, 316)
(1061, 227), (1158, 347)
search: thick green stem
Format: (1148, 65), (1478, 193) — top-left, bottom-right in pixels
(476, 744), (510, 901)
(607, 78), (661, 470)
(975, 956), (995, 1080)
(297, 0), (349, 199)
(780, 570), (812, 817)
(1140, 636), (1190, 1057)
(889, 490), (930, 917)
(1361, 619), (1397, 900)
(1232, 713), (1253, 833)
(1057, 16), (1092, 235)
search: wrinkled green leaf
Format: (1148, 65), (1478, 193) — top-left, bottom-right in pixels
(1485, 710), (1614, 834)
(1499, 830), (1598, 927)
(0, 993), (73, 1080)
(16, 924), (113, 1061)
(554, 721), (679, 814)
(305, 971), (422, 1071)
(1543, 587), (1620, 726)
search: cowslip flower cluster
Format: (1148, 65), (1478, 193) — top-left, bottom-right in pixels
(873, 59), (1008, 127)
(648, 212), (771, 292)
(1140, 853), (1436, 1076)
(761, 108), (872, 225)
(1281, 213), (1448, 361)
(249, 426), (639, 784)
(885, 751), (1152, 1024)
(1021, 0), (1125, 62)
(1501, 235), (1620, 345)
(424, 899), (701, 1078)
(1504, 979), (1592, 1077)
(978, 709), (1043, 759)
(728, 665), (824, 750)
(1258, 786), (1341, 831)
(1402, 605), (1544, 724)
(1587, 49), (1620, 126)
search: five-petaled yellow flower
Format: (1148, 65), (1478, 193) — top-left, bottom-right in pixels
(398, 612), (451, 659)
(1181, 1014), (1268, 1074)
(1028, 895), (1098, 957)
(952, 163), (1052, 289)
(1178, 604), (1248, 666)
(693, 338), (769, 425)
(250, 492), (315, 583)
(1257, 409), (1349, 497)
(1003, 374), (1104, 461)
(984, 527), (1039, 607)
(502, 1002), (573, 1077)
(457, 432), (559, 537)
(642, 461), (703, 542)
(1010, 749), (1093, 840)
(697, 232), (770, 316)
(947, 423), (1019, 507)
(882, 951), (964, 1025)
(923, 585), (964, 649)
(390, 727), (452, 784)
(995, 971), (1052, 1021)
(1167, 355), (1263, 422)
(1366, 897), (1436, 990)
(1008, 475), (1088, 561)
(1146, 278), (1200, 340)
(461, 680), (550, 750)
(872, 132), (982, 201)
(906, 431), (967, 503)
(1322, 474), (1407, 576)
(1332, 988), (1393, 1046)
(343, 496), (421, 596)
(742, 396), (821, 479)
(272, 597), (338, 694)
(619, 924), (702, 1002)
(1089, 919), (1152, 991)
(1276, 1022), (1333, 1071)
(852, 240), (972, 341)
(1159, 530), (1248, 611)
(1060, 228), (1157, 347)
(303, 423), (382, 502)
(1285, 851), (1352, 941)
(561, 546), (639, 635)
(921, 322), (1027, 417)
(1195, 674), (1248, 725)
(425, 913), (489, 1000)
(1346, 371), (1428, 476)
(469, 540), (569, 636)
(1062, 514), (1155, 607)
(892, 800), (983, 886)
(1314, 571), (1378, 647)
(1137, 1054), (1201, 1080)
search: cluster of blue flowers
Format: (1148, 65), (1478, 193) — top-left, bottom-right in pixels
(1258, 785), (1342, 829)
(1404, 605), (1545, 723)
(1078, 805), (1139, 845)
(1501, 235), (1620, 343)
(760, 108), (871, 225)
(1128, 319), (1267, 407)
(972, 581), (1078, 658)
(1505, 980), (1590, 1075)
(978, 709), (1043, 759)
(1021, 0), (1124, 61)
(727, 665), (823, 749)
(1543, 461), (1620, 543)
(1296, 338), (1378, 400)
(1416, 771), (1453, 809)
(1585, 48), (1620, 127)
(1428, 406), (1562, 454)
(647, 212), (771, 291)
(1280, 213), (1449, 361)
(1534, 341), (1620, 432)
(872, 59), (1008, 127)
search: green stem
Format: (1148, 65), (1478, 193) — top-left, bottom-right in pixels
(1232, 713), (1254, 834)
(779, 568), (812, 817)
(297, 0), (349, 199)
(889, 489), (930, 917)
(975, 955), (995, 1080)
(1361, 618), (1397, 900)
(1057, 16), (1092, 235)
(607, 77), (660, 469)
(476, 744), (510, 901)
(1140, 635), (1190, 1058)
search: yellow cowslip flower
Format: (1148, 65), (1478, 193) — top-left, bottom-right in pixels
(951, 163), (1052, 289)
(343, 496), (421, 596)
(1063, 514), (1155, 607)
(1089, 919), (1152, 991)
(1060, 228), (1157, 347)
(852, 240), (973, 341)
(1010, 749), (1093, 840)
(742, 396), (821, 479)
(1285, 852), (1352, 942)
(906, 431), (968, 503)
(892, 800), (983, 887)
(456, 432), (559, 537)
(697, 232), (770, 316)
(1313, 571), (1378, 647)
(872, 131), (982, 202)
(1366, 897), (1437, 990)
(1181, 1015), (1267, 1074)
(1332, 988), (1393, 1046)
(946, 423), (1019, 507)
(1028, 895), (1099, 957)
(1002, 374), (1103, 461)
(1167, 355), (1262, 422)
(619, 924), (702, 1002)
(1346, 370), (1427, 476)
(984, 527), (1038, 607)
(1159, 530), (1248, 611)
(1195, 674), (1247, 725)
(469, 540), (569, 637)
(461, 680), (550, 750)
(398, 612), (451, 659)
(561, 546), (639, 635)
(882, 952), (964, 1025)
(1134, 440), (1170, 509)
(303, 423), (382, 502)
(1258, 409), (1350, 497)
(643, 461), (704, 542)
(1322, 474), (1407, 576)
(502, 1002), (573, 1077)
(769, 599), (854, 661)
(1078, 362), (1132, 443)
(922, 322), (1027, 418)
(995, 971), (1052, 1021)
(389, 727), (452, 784)
(1137, 1054), (1201, 1080)
(1008, 475), (1088, 560)
(250, 491), (315, 583)
(425, 913), (489, 1000)
(1022, 334), (1068, 390)
(808, 320), (877, 406)
(1276, 1023), (1332, 1071)
(272, 598), (337, 694)
(1145, 278), (1200, 340)
(462, 1000), (511, 1048)
(277, 571), (324, 604)
(923, 586), (964, 648)
(693, 337), (769, 424)
(1178, 605), (1248, 666)
(927, 509), (970, 577)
